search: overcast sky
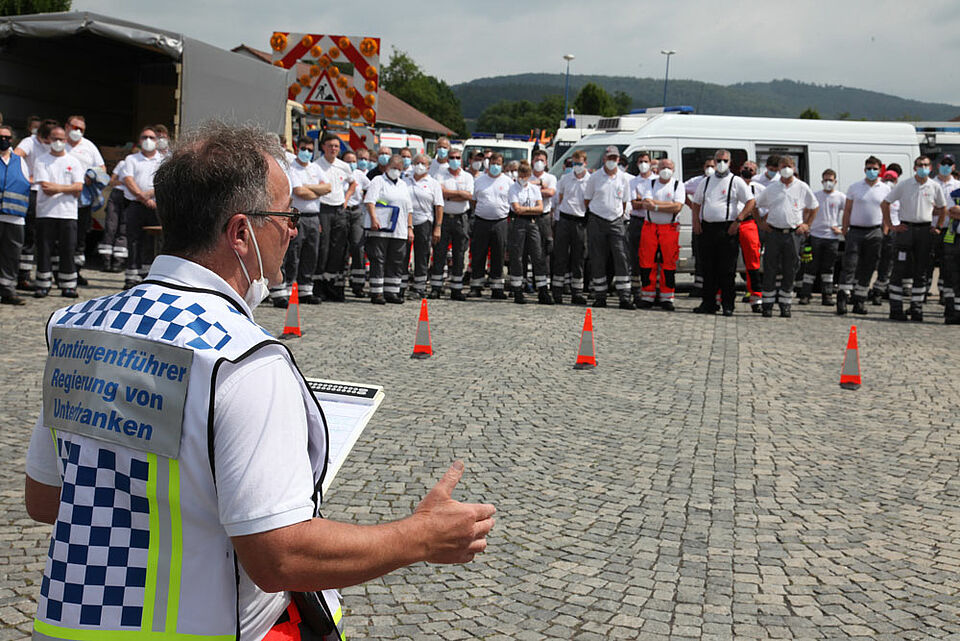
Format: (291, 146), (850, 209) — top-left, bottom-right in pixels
(77, 0), (960, 107)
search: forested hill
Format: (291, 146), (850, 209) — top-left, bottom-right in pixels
(452, 74), (960, 121)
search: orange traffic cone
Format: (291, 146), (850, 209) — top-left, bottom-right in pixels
(573, 308), (597, 370)
(280, 282), (302, 339)
(411, 298), (432, 359)
(839, 325), (860, 390)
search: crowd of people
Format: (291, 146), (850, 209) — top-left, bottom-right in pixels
(3, 117), (960, 323)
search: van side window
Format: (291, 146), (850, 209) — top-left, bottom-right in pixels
(681, 148), (747, 181)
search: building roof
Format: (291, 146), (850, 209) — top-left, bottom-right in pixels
(232, 44), (455, 137)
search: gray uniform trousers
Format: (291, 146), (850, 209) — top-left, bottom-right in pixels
(345, 205), (366, 288)
(552, 214), (588, 293)
(411, 220), (433, 295)
(470, 217), (508, 291)
(801, 236), (840, 296)
(941, 224), (960, 315)
(282, 214), (321, 298)
(761, 227), (802, 306)
(587, 214), (630, 297)
(530, 212), (553, 283)
(312, 204), (338, 290)
(98, 189), (128, 262)
(890, 223), (935, 310)
(124, 201), (158, 284)
(322, 206), (350, 288)
(36, 217), (77, 291)
(508, 216), (547, 290)
(627, 216), (644, 294)
(366, 235), (407, 295)
(429, 213), (469, 291)
(838, 225), (883, 300)
(0, 221), (24, 297)
(872, 233), (895, 295)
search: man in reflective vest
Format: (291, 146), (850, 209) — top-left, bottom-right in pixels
(0, 124), (30, 305)
(25, 122), (495, 641)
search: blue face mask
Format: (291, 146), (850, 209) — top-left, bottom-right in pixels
(939, 164), (953, 176)
(437, 147), (449, 159)
(563, 167), (572, 175)
(357, 159), (368, 171)
(448, 158), (461, 171)
(379, 154), (391, 166)
(402, 157), (412, 168)
(349, 161), (357, 171)
(297, 149), (313, 164)
(865, 168), (879, 180)
(916, 166), (931, 179)
(489, 164), (502, 177)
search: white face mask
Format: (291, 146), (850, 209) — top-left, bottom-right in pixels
(157, 137), (169, 151)
(471, 161), (482, 171)
(533, 160), (546, 172)
(50, 140), (67, 153)
(68, 129), (83, 143)
(637, 161), (650, 174)
(141, 138), (157, 153)
(715, 160), (729, 174)
(519, 177), (529, 186)
(659, 168), (674, 181)
(387, 168), (401, 180)
(413, 163), (427, 176)
(822, 180), (835, 191)
(605, 159), (618, 171)
(233, 219), (270, 310)
(780, 167), (794, 179)
(508, 170), (518, 180)
(573, 164), (586, 177)
(482, 158), (490, 170)
(704, 167), (716, 177)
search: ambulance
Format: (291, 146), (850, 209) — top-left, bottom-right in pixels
(462, 133), (535, 164)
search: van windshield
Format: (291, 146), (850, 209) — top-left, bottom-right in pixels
(548, 143), (626, 178)
(464, 145), (530, 163)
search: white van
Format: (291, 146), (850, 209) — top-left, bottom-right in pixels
(462, 133), (535, 165)
(378, 129), (425, 156)
(551, 114), (920, 273)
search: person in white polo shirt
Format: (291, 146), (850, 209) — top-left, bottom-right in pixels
(755, 155), (817, 318)
(405, 154), (444, 299)
(583, 146), (633, 309)
(690, 150), (755, 315)
(507, 161), (551, 305)
(283, 136), (331, 306)
(800, 168), (845, 307)
(881, 155), (948, 322)
(429, 136), (451, 178)
(364, 155), (413, 304)
(33, 126), (83, 298)
(64, 115), (105, 283)
(552, 149), (590, 305)
(869, 167), (902, 304)
(634, 158), (685, 311)
(119, 126), (164, 288)
(430, 145), (473, 300)
(343, 148), (370, 297)
(469, 152), (511, 299)
(836, 156), (889, 315)
(314, 133), (356, 301)
(627, 151), (656, 303)
(13, 117), (55, 290)
(529, 149), (556, 288)
(928, 154), (959, 302)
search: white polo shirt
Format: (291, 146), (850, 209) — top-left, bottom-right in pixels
(845, 179), (890, 227)
(691, 174), (753, 223)
(66, 137), (105, 172)
(364, 174), (412, 240)
(34, 152), (84, 219)
(630, 172), (656, 216)
(634, 177), (685, 224)
(584, 169), (631, 221)
(316, 156), (354, 207)
(755, 178), (817, 229)
(405, 174), (444, 225)
(932, 175), (960, 227)
(473, 173), (512, 221)
(557, 171), (589, 217)
(508, 180), (542, 212)
(119, 151), (163, 201)
(347, 168), (370, 207)
(884, 176), (947, 224)
(288, 161), (328, 214)
(738, 182), (765, 216)
(429, 158), (449, 179)
(531, 171), (557, 214)
(15, 134), (47, 190)
(811, 189), (846, 239)
(440, 169), (474, 215)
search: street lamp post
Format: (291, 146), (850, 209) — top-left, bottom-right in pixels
(660, 49), (676, 107)
(563, 54), (575, 123)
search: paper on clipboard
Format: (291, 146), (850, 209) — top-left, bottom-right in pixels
(363, 204), (400, 232)
(305, 377), (385, 493)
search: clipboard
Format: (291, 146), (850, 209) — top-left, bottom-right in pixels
(305, 377), (385, 493)
(363, 203), (400, 232)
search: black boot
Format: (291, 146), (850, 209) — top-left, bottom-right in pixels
(538, 287), (554, 305)
(619, 296), (635, 310)
(836, 290), (848, 316)
(428, 287), (441, 300)
(371, 293), (386, 305)
(761, 303), (774, 317)
(889, 301), (908, 321)
(101, 256), (113, 273)
(909, 304), (923, 322)
(552, 287), (564, 305)
(491, 289), (508, 300)
(945, 299), (960, 325)
(851, 296), (867, 315)
(822, 291), (834, 306)
(798, 284), (812, 305)
(514, 289), (526, 304)
(451, 289), (466, 301)
(869, 289), (883, 306)
(570, 291), (587, 305)
(593, 294), (607, 308)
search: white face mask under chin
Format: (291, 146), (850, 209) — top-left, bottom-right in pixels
(234, 219), (270, 310)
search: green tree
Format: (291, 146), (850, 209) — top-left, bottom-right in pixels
(612, 91), (632, 115)
(799, 107), (821, 119)
(573, 82), (615, 116)
(476, 95), (565, 136)
(0, 0), (70, 15)
(381, 48), (466, 136)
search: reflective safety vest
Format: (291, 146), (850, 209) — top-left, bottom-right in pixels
(34, 276), (330, 640)
(1, 153), (30, 218)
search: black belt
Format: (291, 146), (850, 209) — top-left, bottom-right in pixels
(443, 211), (467, 216)
(299, 212), (319, 218)
(849, 224), (881, 230)
(319, 204), (344, 213)
(560, 212), (587, 223)
(701, 220), (733, 226)
(903, 221), (932, 227)
(768, 225), (797, 234)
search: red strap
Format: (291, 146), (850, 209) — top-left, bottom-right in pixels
(262, 601), (303, 641)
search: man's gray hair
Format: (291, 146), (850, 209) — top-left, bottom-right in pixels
(154, 121), (285, 255)
(714, 149), (731, 160)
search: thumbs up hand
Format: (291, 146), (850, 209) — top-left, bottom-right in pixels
(413, 461), (496, 564)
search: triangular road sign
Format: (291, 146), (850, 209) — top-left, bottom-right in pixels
(303, 69), (343, 107)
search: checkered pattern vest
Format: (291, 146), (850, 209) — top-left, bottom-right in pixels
(34, 279), (329, 640)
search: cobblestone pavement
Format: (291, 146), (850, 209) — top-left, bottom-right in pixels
(2, 270), (959, 640)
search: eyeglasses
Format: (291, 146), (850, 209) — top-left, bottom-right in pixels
(245, 207), (301, 228)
